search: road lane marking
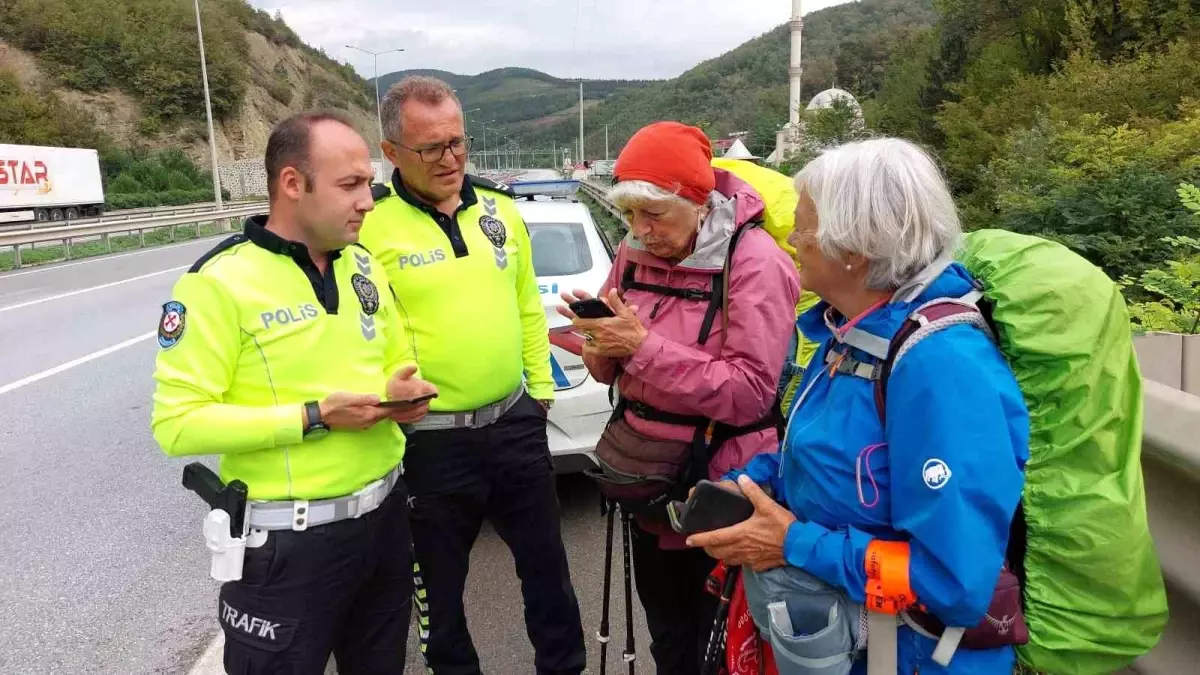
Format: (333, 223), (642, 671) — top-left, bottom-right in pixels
(0, 266), (188, 313)
(0, 236), (219, 280)
(0, 331), (155, 396)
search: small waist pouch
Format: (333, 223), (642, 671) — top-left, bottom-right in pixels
(742, 565), (864, 675)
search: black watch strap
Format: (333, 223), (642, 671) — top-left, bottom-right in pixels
(303, 401), (327, 435)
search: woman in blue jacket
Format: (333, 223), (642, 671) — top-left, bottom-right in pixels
(687, 138), (1030, 674)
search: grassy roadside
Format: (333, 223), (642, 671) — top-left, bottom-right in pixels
(0, 222), (229, 272)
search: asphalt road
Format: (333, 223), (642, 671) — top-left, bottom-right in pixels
(0, 232), (654, 674)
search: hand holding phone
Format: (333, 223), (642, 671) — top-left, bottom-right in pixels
(668, 480), (755, 535)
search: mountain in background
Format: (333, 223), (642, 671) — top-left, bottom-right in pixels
(515, 0), (936, 160)
(372, 0), (933, 162)
(371, 67), (654, 149)
(1, 0), (932, 167)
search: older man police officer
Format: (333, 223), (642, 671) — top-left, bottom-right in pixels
(356, 76), (586, 675)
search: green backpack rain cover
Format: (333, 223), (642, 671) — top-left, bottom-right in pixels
(957, 229), (1168, 674)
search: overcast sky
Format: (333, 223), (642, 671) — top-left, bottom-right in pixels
(249, 0), (852, 81)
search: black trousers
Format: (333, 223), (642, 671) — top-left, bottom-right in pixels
(219, 477), (413, 675)
(630, 523), (721, 675)
(404, 393), (586, 675)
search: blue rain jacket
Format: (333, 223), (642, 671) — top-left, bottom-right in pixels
(728, 263), (1030, 674)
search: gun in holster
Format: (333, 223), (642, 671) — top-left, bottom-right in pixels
(182, 462), (252, 582)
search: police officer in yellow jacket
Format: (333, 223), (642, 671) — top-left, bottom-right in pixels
(151, 111), (437, 674)
(357, 76), (585, 675)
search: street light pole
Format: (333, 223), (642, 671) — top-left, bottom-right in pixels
(193, 0), (222, 210)
(578, 80), (585, 165)
(345, 45), (404, 152)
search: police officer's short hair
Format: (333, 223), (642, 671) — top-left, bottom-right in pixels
(265, 110), (357, 201)
(380, 76), (460, 141)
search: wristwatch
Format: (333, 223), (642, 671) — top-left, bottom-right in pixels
(302, 401), (330, 439)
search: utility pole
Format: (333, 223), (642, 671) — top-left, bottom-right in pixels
(605, 124), (610, 160)
(193, 0), (223, 210)
(578, 80), (585, 165)
(345, 45), (404, 157)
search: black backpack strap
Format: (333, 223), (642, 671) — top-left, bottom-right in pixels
(697, 271), (724, 345)
(697, 220), (760, 345)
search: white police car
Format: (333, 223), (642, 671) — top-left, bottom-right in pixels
(512, 178), (616, 474)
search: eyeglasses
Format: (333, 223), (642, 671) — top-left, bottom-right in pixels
(389, 137), (473, 163)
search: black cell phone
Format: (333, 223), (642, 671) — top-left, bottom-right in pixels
(569, 297), (615, 319)
(378, 392), (437, 408)
(667, 480), (756, 535)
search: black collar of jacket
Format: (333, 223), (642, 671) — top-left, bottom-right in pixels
(243, 214), (344, 263)
(390, 168), (478, 215)
(242, 215), (342, 312)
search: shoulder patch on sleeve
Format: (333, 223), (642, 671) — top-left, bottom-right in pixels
(371, 183), (392, 202)
(468, 174), (516, 198)
(158, 300), (187, 349)
(189, 234), (247, 274)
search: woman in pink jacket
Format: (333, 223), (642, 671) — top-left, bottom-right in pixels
(559, 121), (800, 675)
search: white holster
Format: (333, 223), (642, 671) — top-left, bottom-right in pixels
(202, 509), (247, 582)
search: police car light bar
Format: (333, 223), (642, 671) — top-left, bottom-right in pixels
(510, 180), (581, 200)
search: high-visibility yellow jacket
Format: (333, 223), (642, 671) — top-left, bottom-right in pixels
(357, 173), (554, 412)
(150, 216), (418, 501)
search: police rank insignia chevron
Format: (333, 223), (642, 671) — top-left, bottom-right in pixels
(158, 300), (186, 349)
(479, 195), (508, 270)
(351, 251), (379, 342)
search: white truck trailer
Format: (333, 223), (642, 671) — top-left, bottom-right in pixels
(0, 144), (106, 224)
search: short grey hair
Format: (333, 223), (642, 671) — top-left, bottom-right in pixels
(380, 76), (460, 141)
(794, 138), (961, 290)
(607, 180), (694, 211)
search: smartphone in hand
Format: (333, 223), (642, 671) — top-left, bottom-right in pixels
(377, 392), (437, 408)
(569, 297), (616, 319)
(667, 480), (755, 535)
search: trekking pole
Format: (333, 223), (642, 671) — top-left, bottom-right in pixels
(702, 564), (740, 675)
(598, 499), (615, 675)
(620, 505), (637, 675)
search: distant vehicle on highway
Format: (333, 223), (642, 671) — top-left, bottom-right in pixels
(513, 178), (615, 474)
(0, 144), (105, 225)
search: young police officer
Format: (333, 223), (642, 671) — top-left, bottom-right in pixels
(357, 76), (586, 675)
(151, 111), (437, 674)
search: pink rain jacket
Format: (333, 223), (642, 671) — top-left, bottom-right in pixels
(584, 168), (801, 546)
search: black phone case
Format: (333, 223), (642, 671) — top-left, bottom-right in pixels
(668, 480), (755, 535)
(570, 298), (615, 319)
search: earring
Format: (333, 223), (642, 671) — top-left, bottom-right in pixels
(845, 263), (853, 271)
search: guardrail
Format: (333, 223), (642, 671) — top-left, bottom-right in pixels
(576, 176), (1199, 675)
(0, 200), (267, 232)
(0, 203), (268, 269)
(579, 180), (622, 222)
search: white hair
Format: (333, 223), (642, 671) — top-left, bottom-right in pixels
(606, 180), (694, 211)
(794, 138), (962, 290)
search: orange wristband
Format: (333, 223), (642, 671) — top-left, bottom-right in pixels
(864, 539), (918, 613)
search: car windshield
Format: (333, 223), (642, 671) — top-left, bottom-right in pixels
(528, 222), (593, 276)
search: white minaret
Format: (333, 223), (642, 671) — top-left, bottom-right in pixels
(772, 0), (805, 165)
(788, 0), (803, 126)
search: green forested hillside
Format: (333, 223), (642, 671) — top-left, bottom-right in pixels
(0, 0), (370, 206)
(515, 0), (937, 157)
(0, 0), (369, 127)
(373, 67), (654, 132)
(863, 0), (1200, 288)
